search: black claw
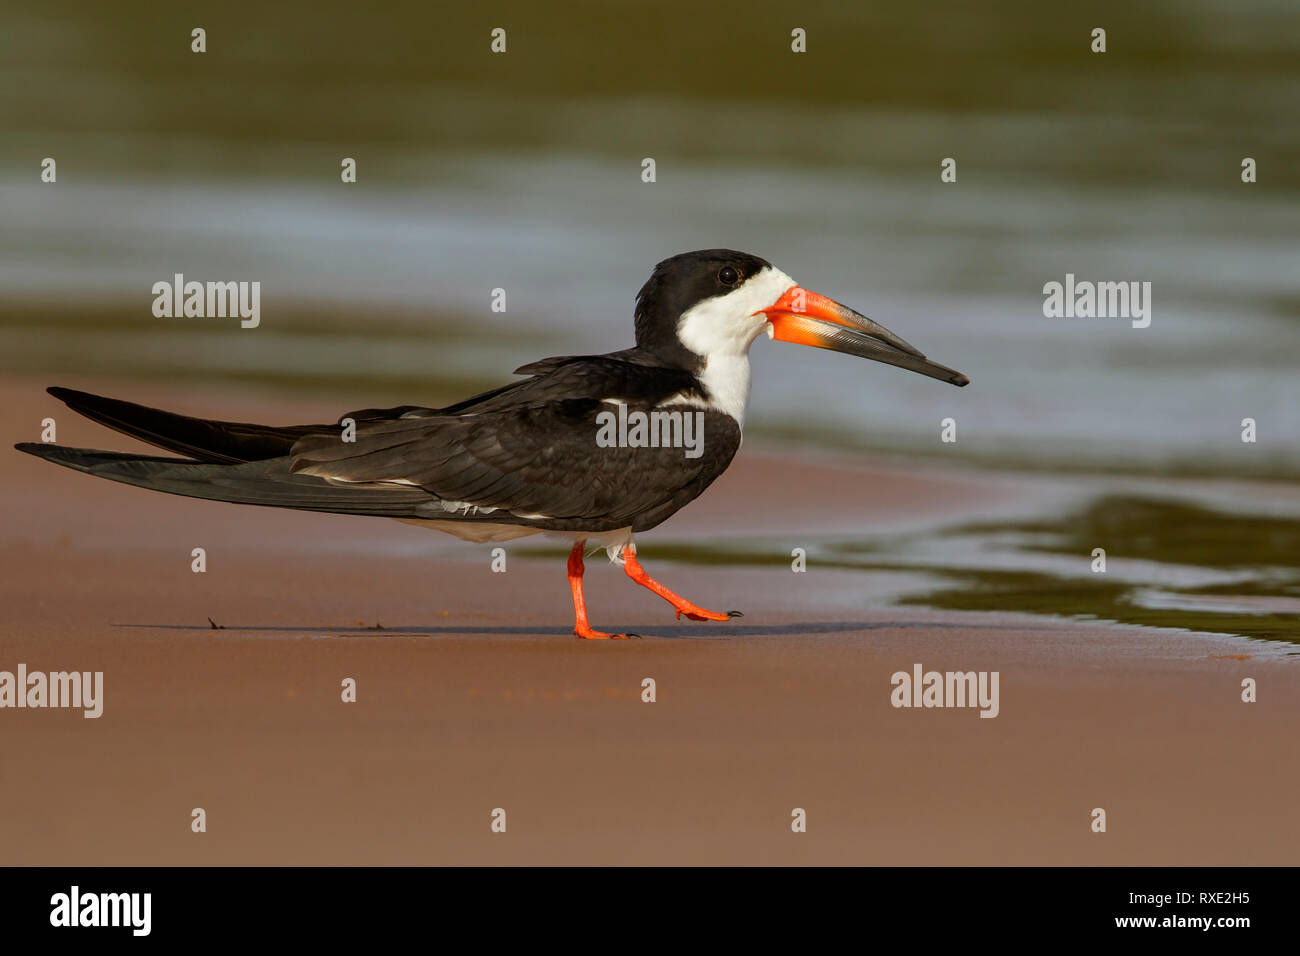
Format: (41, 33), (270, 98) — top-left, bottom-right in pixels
(727, 610), (744, 619)
(627, 632), (643, 639)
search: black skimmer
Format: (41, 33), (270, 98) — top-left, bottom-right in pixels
(17, 250), (968, 639)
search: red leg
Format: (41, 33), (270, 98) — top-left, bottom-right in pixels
(568, 542), (633, 639)
(622, 549), (739, 622)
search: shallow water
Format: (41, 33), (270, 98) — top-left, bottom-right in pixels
(587, 494), (1300, 647)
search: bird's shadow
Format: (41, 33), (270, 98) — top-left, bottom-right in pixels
(112, 619), (1027, 640)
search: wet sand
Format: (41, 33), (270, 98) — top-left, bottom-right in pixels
(1, 378), (1296, 865)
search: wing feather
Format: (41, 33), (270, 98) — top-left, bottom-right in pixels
(291, 358), (736, 531)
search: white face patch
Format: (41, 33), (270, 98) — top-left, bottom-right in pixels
(674, 266), (796, 427)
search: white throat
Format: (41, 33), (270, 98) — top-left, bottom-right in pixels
(673, 266), (795, 427)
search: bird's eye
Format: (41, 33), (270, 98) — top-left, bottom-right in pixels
(718, 266), (739, 286)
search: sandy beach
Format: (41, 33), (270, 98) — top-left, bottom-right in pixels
(1, 378), (1296, 866)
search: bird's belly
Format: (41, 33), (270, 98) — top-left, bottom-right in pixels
(393, 518), (634, 561)
(392, 518), (543, 543)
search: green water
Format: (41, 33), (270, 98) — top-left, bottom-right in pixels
(897, 570), (1299, 646)
(901, 497), (1300, 644)
(6, 1), (1298, 188)
(0, 298), (552, 404)
(957, 496), (1300, 572)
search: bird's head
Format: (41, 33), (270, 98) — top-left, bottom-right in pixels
(634, 249), (969, 387)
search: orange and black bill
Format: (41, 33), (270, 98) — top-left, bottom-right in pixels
(759, 286), (970, 387)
